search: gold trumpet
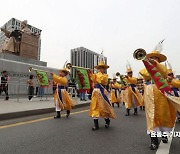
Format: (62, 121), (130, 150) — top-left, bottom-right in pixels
(66, 63), (96, 71)
(133, 48), (147, 60)
(28, 67), (50, 73)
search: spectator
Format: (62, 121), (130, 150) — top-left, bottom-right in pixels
(38, 86), (44, 101)
(27, 75), (34, 101)
(79, 89), (87, 101)
(0, 71), (9, 100)
(35, 86), (39, 96)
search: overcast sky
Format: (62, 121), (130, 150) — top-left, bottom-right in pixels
(1, 0), (180, 77)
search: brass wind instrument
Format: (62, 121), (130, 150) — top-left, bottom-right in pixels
(66, 63), (96, 71)
(28, 67), (50, 73)
(133, 48), (147, 60)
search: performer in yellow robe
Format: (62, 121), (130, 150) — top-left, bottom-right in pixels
(89, 60), (116, 130)
(124, 67), (140, 116)
(136, 77), (144, 110)
(166, 65), (180, 122)
(139, 42), (178, 150)
(51, 68), (75, 118)
(109, 76), (122, 107)
(120, 82), (127, 106)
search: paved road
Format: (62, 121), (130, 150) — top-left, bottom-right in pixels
(0, 105), (179, 154)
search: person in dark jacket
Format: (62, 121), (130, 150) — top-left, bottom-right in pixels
(27, 75), (34, 101)
(0, 71), (9, 100)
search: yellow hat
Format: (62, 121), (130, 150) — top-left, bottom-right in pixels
(137, 76), (143, 81)
(59, 68), (70, 75)
(167, 68), (173, 74)
(146, 39), (167, 62)
(146, 50), (167, 62)
(94, 61), (109, 69)
(165, 61), (173, 75)
(139, 68), (151, 81)
(126, 61), (133, 73)
(126, 68), (132, 73)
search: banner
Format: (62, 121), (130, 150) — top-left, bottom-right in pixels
(142, 60), (172, 94)
(76, 68), (91, 90)
(36, 71), (49, 87)
(142, 59), (180, 111)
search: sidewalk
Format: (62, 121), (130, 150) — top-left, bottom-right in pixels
(0, 97), (90, 121)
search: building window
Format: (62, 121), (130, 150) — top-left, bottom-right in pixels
(12, 18), (15, 25)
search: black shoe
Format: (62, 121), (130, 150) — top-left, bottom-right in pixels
(112, 104), (114, 108)
(54, 111), (61, 119)
(105, 118), (110, 128)
(162, 136), (168, 143)
(134, 108), (138, 115)
(140, 106), (142, 111)
(149, 135), (159, 150)
(117, 103), (120, 108)
(66, 110), (70, 117)
(149, 143), (159, 150)
(125, 109), (130, 116)
(143, 106), (145, 110)
(92, 119), (99, 131)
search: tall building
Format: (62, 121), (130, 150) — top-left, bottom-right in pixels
(0, 18), (42, 60)
(70, 47), (107, 78)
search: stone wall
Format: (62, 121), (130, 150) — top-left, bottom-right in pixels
(0, 58), (66, 95)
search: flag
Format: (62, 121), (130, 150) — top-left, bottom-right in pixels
(36, 71), (49, 87)
(142, 59), (180, 111)
(142, 60), (172, 94)
(76, 68), (91, 90)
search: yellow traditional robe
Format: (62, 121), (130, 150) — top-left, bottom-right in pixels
(53, 74), (75, 111)
(120, 85), (127, 104)
(89, 72), (116, 119)
(140, 62), (178, 133)
(109, 82), (122, 104)
(136, 90), (144, 107)
(123, 77), (141, 109)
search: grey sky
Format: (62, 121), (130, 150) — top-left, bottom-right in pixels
(1, 0), (180, 77)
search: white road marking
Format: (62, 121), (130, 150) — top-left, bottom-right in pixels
(156, 122), (176, 154)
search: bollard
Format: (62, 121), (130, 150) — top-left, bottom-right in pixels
(17, 78), (21, 103)
(45, 86), (48, 101)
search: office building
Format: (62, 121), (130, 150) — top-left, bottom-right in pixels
(70, 47), (107, 78)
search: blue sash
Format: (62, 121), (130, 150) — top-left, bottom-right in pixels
(112, 88), (118, 98)
(145, 81), (151, 85)
(57, 85), (65, 102)
(94, 84), (111, 106)
(130, 84), (136, 92)
(171, 87), (179, 97)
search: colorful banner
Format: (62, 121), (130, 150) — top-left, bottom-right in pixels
(142, 60), (172, 94)
(36, 71), (49, 87)
(76, 68), (91, 90)
(142, 59), (180, 111)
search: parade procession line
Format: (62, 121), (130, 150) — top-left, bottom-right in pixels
(0, 109), (89, 130)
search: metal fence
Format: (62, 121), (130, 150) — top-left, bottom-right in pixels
(0, 77), (77, 101)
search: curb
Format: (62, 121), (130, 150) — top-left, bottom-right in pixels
(0, 102), (90, 121)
